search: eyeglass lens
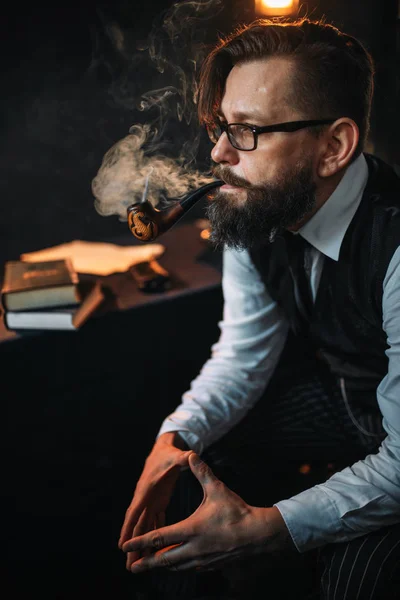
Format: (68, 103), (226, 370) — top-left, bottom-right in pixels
(228, 124), (254, 150)
(208, 123), (255, 150)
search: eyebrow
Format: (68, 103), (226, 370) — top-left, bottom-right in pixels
(217, 109), (265, 123)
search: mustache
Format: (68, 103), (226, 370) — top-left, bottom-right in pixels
(212, 165), (252, 189)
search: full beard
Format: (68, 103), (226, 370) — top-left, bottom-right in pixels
(206, 160), (317, 250)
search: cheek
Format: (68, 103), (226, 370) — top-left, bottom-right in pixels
(241, 159), (270, 186)
(240, 158), (267, 185)
(253, 140), (307, 183)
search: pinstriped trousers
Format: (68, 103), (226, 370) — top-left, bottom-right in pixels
(318, 525), (400, 600)
(146, 341), (400, 599)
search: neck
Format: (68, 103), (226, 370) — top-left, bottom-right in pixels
(288, 168), (347, 232)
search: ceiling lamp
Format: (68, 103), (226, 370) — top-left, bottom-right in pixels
(254, 0), (299, 17)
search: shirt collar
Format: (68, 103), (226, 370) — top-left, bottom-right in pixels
(298, 153), (369, 261)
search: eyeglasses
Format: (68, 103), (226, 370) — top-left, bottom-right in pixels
(207, 118), (336, 151)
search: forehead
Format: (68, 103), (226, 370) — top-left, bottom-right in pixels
(220, 57), (297, 122)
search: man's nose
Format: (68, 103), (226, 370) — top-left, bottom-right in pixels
(211, 132), (240, 165)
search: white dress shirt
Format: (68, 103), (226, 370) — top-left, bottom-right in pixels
(157, 154), (400, 552)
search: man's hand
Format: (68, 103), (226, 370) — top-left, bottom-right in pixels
(122, 452), (295, 573)
(118, 432), (192, 569)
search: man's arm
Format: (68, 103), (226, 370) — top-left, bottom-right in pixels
(275, 246), (400, 552)
(119, 247), (289, 561)
(157, 246), (290, 453)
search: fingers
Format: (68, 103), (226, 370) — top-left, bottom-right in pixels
(129, 543), (185, 574)
(155, 511), (166, 529)
(126, 508), (168, 568)
(129, 549), (220, 574)
(122, 522), (188, 556)
(119, 500), (146, 549)
(177, 449), (194, 468)
(188, 452), (218, 487)
(126, 507), (153, 569)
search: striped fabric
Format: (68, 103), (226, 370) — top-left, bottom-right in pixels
(319, 525), (400, 600)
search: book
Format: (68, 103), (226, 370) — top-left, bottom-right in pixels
(1, 258), (80, 311)
(3, 281), (106, 331)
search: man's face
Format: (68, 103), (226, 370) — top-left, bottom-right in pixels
(206, 57), (319, 249)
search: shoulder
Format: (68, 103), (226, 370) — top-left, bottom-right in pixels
(222, 246), (268, 288)
(383, 245), (400, 294)
(364, 153), (400, 200)
(352, 154), (400, 256)
(223, 246), (254, 271)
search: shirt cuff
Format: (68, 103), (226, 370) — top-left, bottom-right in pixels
(156, 422), (204, 454)
(274, 486), (342, 552)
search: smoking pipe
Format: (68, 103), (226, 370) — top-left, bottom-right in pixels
(127, 179), (223, 242)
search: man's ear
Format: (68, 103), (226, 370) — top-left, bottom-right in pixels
(317, 118), (359, 178)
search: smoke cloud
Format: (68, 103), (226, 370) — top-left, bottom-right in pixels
(92, 125), (215, 219)
(91, 0), (225, 221)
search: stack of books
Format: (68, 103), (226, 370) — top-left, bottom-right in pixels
(0, 258), (106, 331)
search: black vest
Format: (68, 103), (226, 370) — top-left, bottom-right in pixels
(250, 154), (400, 407)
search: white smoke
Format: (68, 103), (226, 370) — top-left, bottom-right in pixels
(92, 125), (215, 219)
(91, 0), (225, 221)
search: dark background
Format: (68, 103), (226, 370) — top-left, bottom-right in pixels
(0, 0), (398, 264)
(1, 1), (399, 599)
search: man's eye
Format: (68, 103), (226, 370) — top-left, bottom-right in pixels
(236, 125), (251, 132)
(230, 124), (252, 136)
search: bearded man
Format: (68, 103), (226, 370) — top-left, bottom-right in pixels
(118, 18), (400, 600)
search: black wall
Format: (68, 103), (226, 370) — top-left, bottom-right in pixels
(1, 0), (398, 267)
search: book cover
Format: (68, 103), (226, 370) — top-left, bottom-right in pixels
(3, 281), (106, 331)
(1, 258), (80, 311)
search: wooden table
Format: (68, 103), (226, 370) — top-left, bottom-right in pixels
(0, 220), (223, 343)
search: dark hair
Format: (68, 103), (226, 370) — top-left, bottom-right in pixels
(198, 18), (375, 157)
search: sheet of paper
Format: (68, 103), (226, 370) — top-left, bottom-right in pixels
(21, 240), (165, 276)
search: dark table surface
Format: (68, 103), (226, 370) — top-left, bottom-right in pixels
(0, 219), (223, 343)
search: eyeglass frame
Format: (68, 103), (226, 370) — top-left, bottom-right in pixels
(207, 118), (337, 151)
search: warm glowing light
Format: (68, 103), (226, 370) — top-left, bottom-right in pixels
(298, 463), (311, 475)
(262, 0), (293, 7)
(200, 228), (211, 241)
(254, 0), (298, 17)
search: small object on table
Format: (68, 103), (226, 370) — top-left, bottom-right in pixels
(130, 260), (171, 293)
